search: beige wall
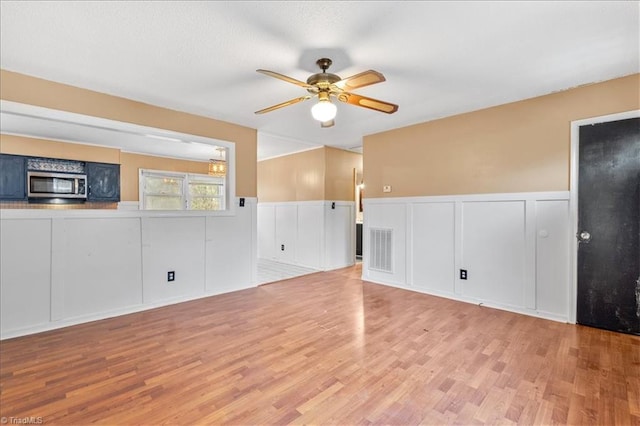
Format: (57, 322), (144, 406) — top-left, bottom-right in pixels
(257, 148), (325, 202)
(364, 74), (640, 198)
(324, 146), (362, 201)
(0, 134), (121, 164)
(0, 70), (257, 197)
(257, 147), (363, 202)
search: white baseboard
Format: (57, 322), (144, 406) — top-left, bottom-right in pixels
(0, 283), (256, 340)
(361, 274), (569, 324)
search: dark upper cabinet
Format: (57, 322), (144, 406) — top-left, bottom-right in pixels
(87, 162), (120, 202)
(0, 154), (27, 200)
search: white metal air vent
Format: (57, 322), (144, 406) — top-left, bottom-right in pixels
(369, 228), (393, 272)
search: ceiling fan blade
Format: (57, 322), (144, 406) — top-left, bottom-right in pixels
(255, 96), (311, 114)
(337, 92), (398, 114)
(321, 119), (335, 128)
(333, 70), (385, 91)
(257, 69), (311, 88)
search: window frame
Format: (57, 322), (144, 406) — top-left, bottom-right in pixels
(139, 169), (228, 212)
(186, 173), (226, 211)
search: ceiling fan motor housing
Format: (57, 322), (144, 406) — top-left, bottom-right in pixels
(306, 72), (341, 89)
(307, 58), (341, 91)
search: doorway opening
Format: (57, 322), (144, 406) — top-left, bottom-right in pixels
(355, 169), (364, 264)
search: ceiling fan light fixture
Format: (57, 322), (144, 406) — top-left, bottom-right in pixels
(311, 99), (337, 122)
(256, 57), (398, 124)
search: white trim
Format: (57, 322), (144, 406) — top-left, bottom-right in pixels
(406, 204), (414, 288)
(0, 100), (235, 161)
(118, 201), (140, 210)
(257, 200), (353, 207)
(524, 199), (537, 310)
(257, 145), (324, 162)
(0, 283), (255, 340)
(250, 197), (258, 286)
(0, 197), (257, 219)
(568, 109), (640, 324)
(364, 191), (570, 205)
(454, 200), (464, 295)
(363, 275), (569, 324)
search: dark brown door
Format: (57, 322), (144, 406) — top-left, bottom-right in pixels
(577, 117), (639, 335)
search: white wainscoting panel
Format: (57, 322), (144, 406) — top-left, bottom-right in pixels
(363, 192), (571, 323)
(257, 204), (276, 260)
(535, 200), (570, 318)
(296, 203), (324, 269)
(461, 201), (526, 308)
(325, 202), (355, 270)
(275, 204), (297, 264)
(206, 199), (256, 293)
(0, 219), (52, 331)
(56, 218), (143, 320)
(142, 217), (206, 304)
(410, 202), (455, 295)
(257, 201), (355, 271)
(0, 199), (258, 339)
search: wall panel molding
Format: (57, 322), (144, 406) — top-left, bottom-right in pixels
(257, 200), (355, 271)
(363, 191), (571, 323)
(0, 198), (257, 339)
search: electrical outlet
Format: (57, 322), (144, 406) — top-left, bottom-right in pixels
(239, 197), (245, 207)
(168, 271), (175, 282)
(383, 185), (392, 193)
(460, 269), (467, 280)
(331, 202), (336, 209)
(281, 244), (285, 251)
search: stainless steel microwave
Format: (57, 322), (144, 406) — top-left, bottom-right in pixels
(27, 171), (87, 199)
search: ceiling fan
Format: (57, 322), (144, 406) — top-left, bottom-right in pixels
(255, 58), (398, 128)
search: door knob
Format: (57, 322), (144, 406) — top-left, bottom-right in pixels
(577, 231), (591, 243)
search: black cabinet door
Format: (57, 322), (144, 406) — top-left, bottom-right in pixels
(0, 154), (26, 200)
(87, 162), (120, 202)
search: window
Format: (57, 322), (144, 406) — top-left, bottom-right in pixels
(188, 176), (225, 210)
(139, 169), (226, 211)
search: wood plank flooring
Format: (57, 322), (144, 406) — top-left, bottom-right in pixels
(1, 265), (639, 425)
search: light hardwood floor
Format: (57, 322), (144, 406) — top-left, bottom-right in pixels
(257, 259), (319, 285)
(1, 265), (638, 425)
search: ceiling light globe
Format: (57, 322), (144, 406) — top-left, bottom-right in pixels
(311, 100), (337, 122)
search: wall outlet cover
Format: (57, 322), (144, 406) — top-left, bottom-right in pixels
(168, 271), (175, 282)
(383, 185), (392, 193)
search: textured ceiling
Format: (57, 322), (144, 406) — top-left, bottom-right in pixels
(0, 1), (638, 160)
